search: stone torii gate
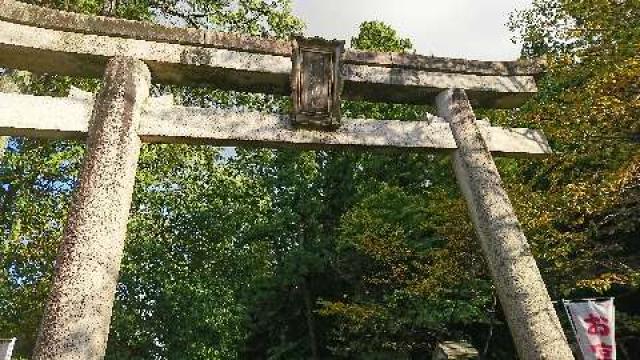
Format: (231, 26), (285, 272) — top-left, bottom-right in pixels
(0, 1), (573, 359)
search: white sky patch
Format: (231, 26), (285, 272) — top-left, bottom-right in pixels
(293, 0), (533, 60)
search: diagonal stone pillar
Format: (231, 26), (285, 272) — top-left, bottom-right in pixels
(436, 89), (574, 360)
(33, 57), (150, 360)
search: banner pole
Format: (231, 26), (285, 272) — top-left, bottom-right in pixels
(562, 300), (580, 341)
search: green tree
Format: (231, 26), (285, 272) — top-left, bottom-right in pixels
(351, 21), (413, 53)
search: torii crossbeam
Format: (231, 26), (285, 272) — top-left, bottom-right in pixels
(0, 1), (573, 359)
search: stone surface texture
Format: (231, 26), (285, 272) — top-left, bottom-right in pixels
(343, 50), (545, 76)
(0, 20), (291, 94)
(0, 92), (551, 155)
(342, 64), (537, 107)
(141, 101), (551, 155)
(141, 105), (456, 150)
(0, 72), (20, 160)
(0, 0), (541, 108)
(0, 134), (6, 159)
(0, 0), (292, 55)
(436, 89), (574, 360)
(0, 92), (92, 139)
(32, 57), (150, 360)
(0, 0), (544, 76)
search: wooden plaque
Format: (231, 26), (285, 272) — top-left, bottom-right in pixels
(291, 36), (344, 129)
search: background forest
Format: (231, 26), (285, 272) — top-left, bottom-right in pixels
(0, 0), (638, 358)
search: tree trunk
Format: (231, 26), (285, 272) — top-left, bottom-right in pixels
(101, 0), (118, 16)
(480, 294), (497, 359)
(302, 277), (319, 360)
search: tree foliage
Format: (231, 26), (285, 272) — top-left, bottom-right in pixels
(351, 21), (413, 53)
(508, 0), (639, 310)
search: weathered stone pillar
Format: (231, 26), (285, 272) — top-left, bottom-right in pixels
(0, 72), (20, 160)
(0, 136), (7, 160)
(33, 57), (150, 360)
(436, 89), (573, 360)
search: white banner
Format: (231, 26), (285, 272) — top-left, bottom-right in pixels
(564, 299), (616, 360)
(0, 338), (16, 360)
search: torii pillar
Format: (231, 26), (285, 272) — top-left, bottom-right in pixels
(437, 88), (574, 359)
(32, 57), (150, 360)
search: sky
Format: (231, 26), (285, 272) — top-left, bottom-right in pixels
(293, 0), (533, 61)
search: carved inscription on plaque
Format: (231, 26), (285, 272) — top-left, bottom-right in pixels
(302, 51), (330, 113)
(291, 37), (344, 129)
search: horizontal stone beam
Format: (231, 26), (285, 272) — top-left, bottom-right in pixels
(0, 1), (539, 108)
(0, 92), (92, 139)
(0, 0), (544, 76)
(342, 65), (537, 108)
(0, 20), (292, 96)
(0, 92), (551, 156)
(139, 103), (457, 151)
